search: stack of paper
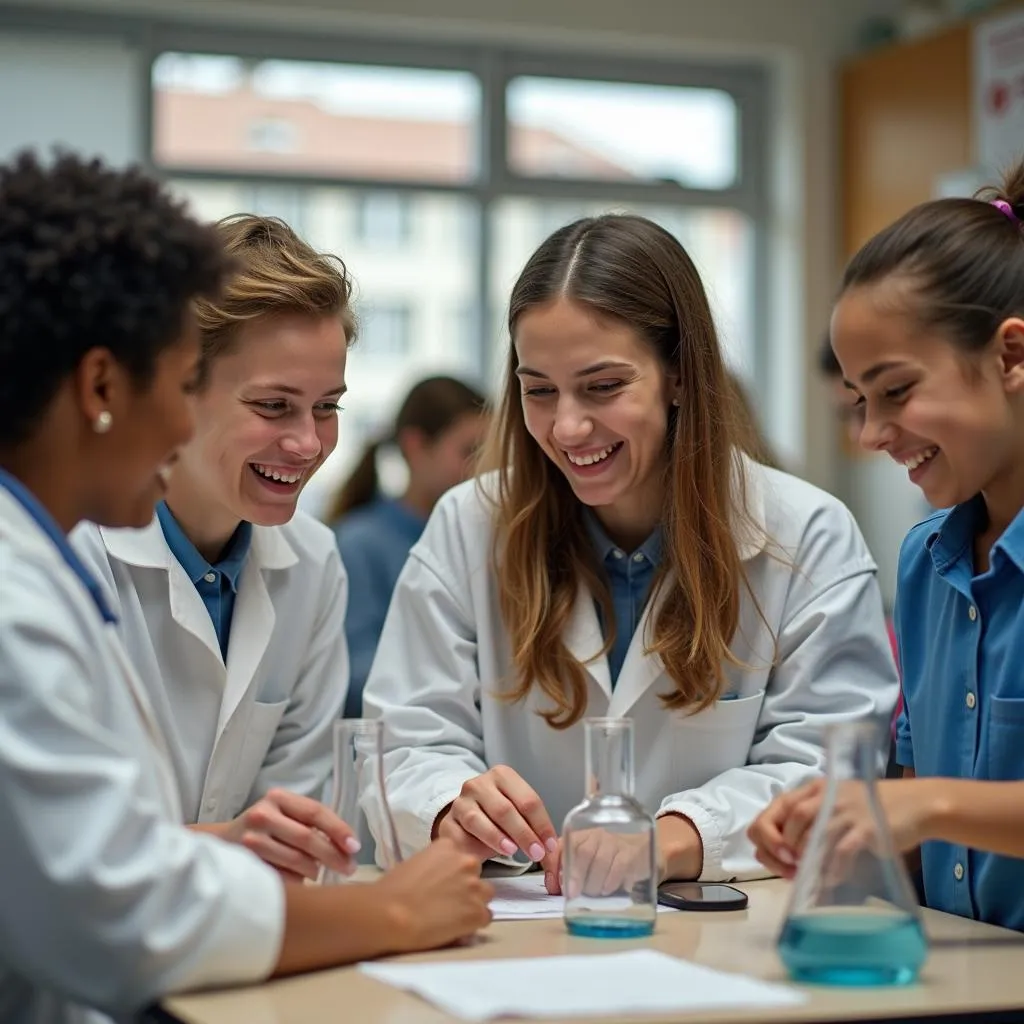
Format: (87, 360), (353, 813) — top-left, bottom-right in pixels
(488, 874), (676, 921)
(360, 949), (805, 1021)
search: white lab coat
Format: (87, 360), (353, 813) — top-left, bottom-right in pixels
(71, 511), (348, 825)
(364, 460), (899, 880)
(0, 489), (284, 1024)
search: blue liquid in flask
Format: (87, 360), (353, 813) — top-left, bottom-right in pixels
(566, 914), (655, 939)
(778, 911), (928, 986)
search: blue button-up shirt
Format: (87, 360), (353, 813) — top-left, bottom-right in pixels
(894, 495), (1024, 932)
(584, 513), (662, 685)
(157, 502), (252, 660)
(334, 497), (428, 717)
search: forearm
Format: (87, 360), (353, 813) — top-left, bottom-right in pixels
(920, 779), (1024, 858)
(273, 882), (404, 975)
(188, 822), (229, 838)
(657, 814), (703, 881)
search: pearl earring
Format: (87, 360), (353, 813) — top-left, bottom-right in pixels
(671, 398), (680, 407)
(93, 410), (113, 434)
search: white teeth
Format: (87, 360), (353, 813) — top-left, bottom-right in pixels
(903, 447), (938, 471)
(566, 444), (618, 467)
(252, 463), (302, 484)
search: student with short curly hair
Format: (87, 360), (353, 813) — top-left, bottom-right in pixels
(73, 214), (358, 882)
(0, 151), (491, 1024)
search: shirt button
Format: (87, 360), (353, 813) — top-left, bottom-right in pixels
(203, 571), (217, 583)
(632, 552), (645, 563)
(968, 605), (977, 622)
(612, 549), (624, 560)
(966, 692), (976, 710)
(954, 862), (965, 881)
(204, 799), (215, 813)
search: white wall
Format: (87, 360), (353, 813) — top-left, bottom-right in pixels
(0, 31), (140, 165)
(0, 0), (918, 603)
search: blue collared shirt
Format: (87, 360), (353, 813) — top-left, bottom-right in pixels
(584, 513), (662, 685)
(157, 502), (252, 660)
(334, 497), (428, 717)
(894, 494), (1024, 932)
(0, 467), (116, 624)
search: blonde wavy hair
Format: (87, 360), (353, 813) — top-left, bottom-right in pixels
(192, 214), (355, 385)
(480, 214), (768, 729)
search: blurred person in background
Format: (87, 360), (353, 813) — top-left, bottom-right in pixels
(328, 375), (488, 716)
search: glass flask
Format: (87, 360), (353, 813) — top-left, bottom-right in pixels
(318, 719), (402, 884)
(562, 717), (657, 938)
(778, 720), (928, 986)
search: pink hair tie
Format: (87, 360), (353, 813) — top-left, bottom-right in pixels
(991, 199), (1020, 224)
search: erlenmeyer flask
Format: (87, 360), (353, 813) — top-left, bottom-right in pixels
(562, 717), (657, 938)
(778, 720), (928, 986)
(318, 719), (402, 884)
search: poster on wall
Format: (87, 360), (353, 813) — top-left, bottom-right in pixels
(973, 7), (1024, 173)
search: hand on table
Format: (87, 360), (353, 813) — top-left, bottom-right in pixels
(432, 765), (559, 874)
(375, 838), (494, 952)
(748, 777), (930, 879)
(223, 788), (360, 883)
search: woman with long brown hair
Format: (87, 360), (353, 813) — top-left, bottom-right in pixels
(364, 214), (898, 891)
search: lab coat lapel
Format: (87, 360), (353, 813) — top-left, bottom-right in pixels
(103, 518), (223, 664)
(564, 580), (612, 700)
(215, 527), (294, 738)
(606, 584), (669, 718)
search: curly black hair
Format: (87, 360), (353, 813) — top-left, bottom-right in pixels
(0, 150), (231, 446)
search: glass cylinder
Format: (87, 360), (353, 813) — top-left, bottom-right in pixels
(562, 717), (657, 937)
(778, 720), (929, 985)
(318, 719), (402, 884)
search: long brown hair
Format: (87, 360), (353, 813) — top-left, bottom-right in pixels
(327, 375), (487, 522)
(480, 214), (765, 729)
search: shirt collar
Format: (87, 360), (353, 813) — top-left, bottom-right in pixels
(156, 501), (252, 591)
(927, 494), (1024, 576)
(583, 509), (663, 567)
(0, 467), (117, 623)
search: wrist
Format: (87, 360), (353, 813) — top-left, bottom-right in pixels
(431, 802), (454, 840)
(918, 777), (957, 844)
(656, 813), (703, 881)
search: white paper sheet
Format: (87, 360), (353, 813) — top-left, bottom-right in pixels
(360, 949), (805, 1021)
(488, 874), (676, 921)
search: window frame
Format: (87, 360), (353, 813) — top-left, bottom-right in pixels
(0, 4), (768, 386)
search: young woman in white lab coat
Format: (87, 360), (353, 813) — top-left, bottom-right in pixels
(364, 214), (900, 893)
(73, 214), (357, 883)
(0, 151), (489, 1024)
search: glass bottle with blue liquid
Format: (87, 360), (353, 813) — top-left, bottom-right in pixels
(778, 720), (928, 986)
(562, 717), (657, 938)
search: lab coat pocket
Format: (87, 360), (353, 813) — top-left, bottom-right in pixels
(229, 698), (289, 807)
(986, 696), (1024, 782)
(667, 690), (765, 787)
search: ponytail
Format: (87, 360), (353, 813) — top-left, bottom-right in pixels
(327, 439), (382, 522)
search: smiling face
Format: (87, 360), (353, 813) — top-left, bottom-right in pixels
(171, 311), (347, 544)
(514, 296), (677, 546)
(831, 283), (1024, 511)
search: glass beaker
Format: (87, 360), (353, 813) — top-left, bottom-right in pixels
(777, 720), (928, 986)
(562, 717), (657, 938)
(318, 719), (402, 884)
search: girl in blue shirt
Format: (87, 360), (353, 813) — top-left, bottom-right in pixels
(328, 375), (487, 716)
(749, 159), (1024, 931)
